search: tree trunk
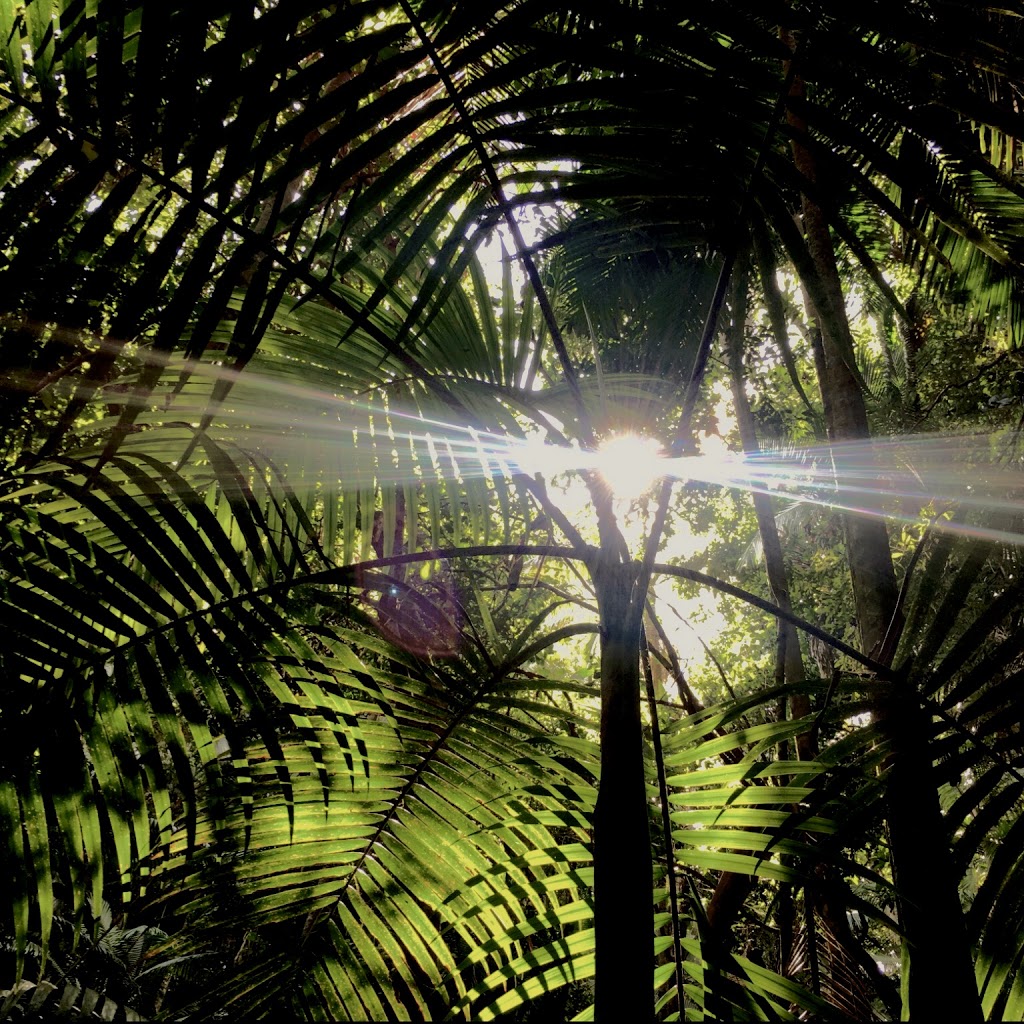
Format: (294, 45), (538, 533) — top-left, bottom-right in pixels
(726, 256), (810, 731)
(878, 684), (982, 1023)
(782, 29), (982, 1021)
(706, 256), (815, 954)
(783, 81), (899, 654)
(593, 555), (653, 1022)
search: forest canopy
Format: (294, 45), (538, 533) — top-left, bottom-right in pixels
(2, 2), (1024, 1020)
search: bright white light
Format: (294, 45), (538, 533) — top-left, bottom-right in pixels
(510, 435), (581, 477)
(698, 432), (730, 461)
(595, 434), (665, 500)
(507, 431), (668, 500)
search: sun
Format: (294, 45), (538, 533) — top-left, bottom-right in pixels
(505, 430), (670, 503)
(593, 433), (666, 500)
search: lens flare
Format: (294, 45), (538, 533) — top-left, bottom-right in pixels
(677, 434), (1024, 545)
(593, 433), (666, 500)
(141, 358), (1024, 545)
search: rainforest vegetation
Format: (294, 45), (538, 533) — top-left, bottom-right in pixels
(3, 2), (1024, 1020)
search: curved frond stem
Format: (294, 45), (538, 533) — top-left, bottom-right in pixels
(923, 695), (1024, 790)
(640, 626), (685, 1010)
(393, 1), (629, 575)
(879, 511), (943, 667)
(503, 622), (599, 671)
(515, 472), (589, 553)
(293, 636), (565, 963)
(315, 553), (883, 685)
(650, 562), (892, 679)
(394, 0), (588, 434)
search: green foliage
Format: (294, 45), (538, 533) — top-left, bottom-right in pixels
(3, 1), (1024, 1020)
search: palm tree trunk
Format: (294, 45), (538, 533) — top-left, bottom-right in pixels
(593, 555), (653, 1022)
(706, 256), (814, 954)
(782, 30), (982, 1021)
(784, 124), (899, 650)
(726, 256), (809, 728)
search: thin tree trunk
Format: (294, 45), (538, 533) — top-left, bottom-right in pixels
(783, 69), (899, 654)
(877, 684), (982, 1022)
(726, 256), (810, 737)
(593, 555), (654, 1022)
(707, 256), (815, 954)
(782, 29), (982, 1021)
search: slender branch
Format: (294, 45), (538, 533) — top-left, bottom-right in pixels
(516, 473), (589, 554)
(657, 598), (741, 704)
(396, 1), (629, 576)
(504, 622), (600, 675)
(915, 352), (1008, 424)
(634, 53), (801, 624)
(396, 1), (588, 432)
(644, 600), (705, 714)
(650, 562), (893, 678)
(24, 517), (892, 681)
(640, 627), (686, 1008)
(878, 514), (938, 667)
(313, 547), (886, 679)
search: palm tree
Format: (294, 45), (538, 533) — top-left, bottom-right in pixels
(3, 1), (1024, 1019)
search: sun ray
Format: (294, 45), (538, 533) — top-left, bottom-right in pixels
(132, 359), (1024, 544)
